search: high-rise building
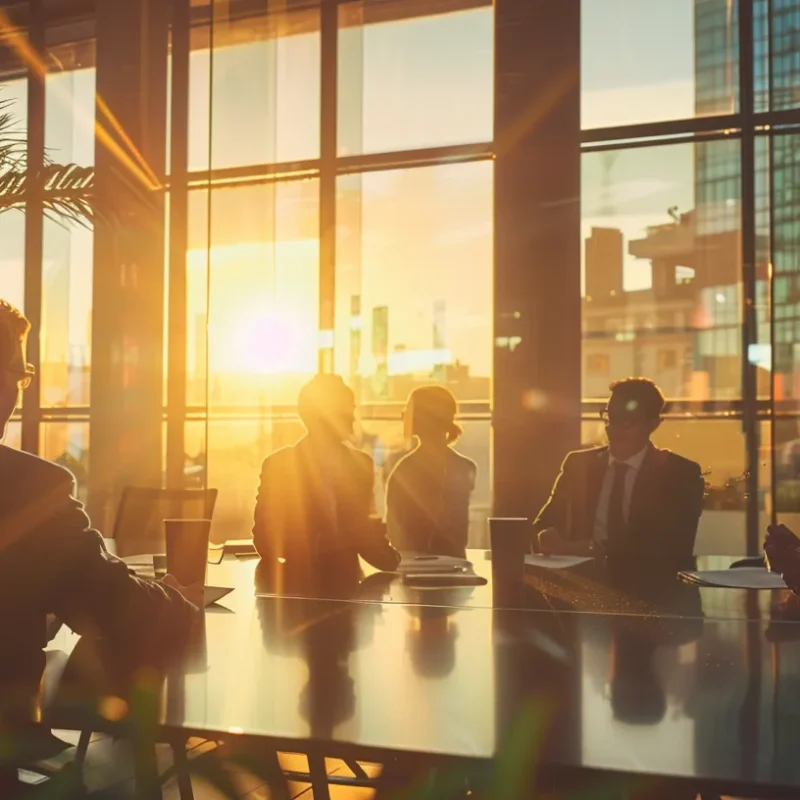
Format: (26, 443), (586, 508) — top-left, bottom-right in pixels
(371, 305), (389, 399)
(432, 300), (447, 382)
(585, 227), (623, 300)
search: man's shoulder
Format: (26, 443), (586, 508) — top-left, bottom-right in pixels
(0, 445), (75, 488)
(654, 447), (702, 475)
(563, 445), (607, 466)
(260, 444), (299, 471)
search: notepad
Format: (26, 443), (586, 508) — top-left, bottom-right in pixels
(679, 567), (788, 590)
(525, 554), (594, 570)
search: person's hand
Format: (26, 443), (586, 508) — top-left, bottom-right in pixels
(538, 527), (567, 556)
(766, 523), (800, 551)
(161, 574), (204, 609)
(764, 524), (800, 593)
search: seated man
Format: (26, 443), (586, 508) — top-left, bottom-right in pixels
(253, 374), (400, 596)
(534, 378), (704, 571)
(0, 299), (200, 771)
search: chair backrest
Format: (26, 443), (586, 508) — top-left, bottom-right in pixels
(111, 486), (218, 557)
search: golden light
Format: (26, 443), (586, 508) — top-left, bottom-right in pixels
(187, 240), (319, 379)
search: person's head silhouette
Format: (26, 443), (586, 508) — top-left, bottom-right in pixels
(404, 385), (461, 447)
(0, 300), (34, 440)
(602, 377), (665, 461)
(298, 374), (356, 446)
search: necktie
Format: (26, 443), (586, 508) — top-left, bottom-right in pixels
(607, 461), (629, 541)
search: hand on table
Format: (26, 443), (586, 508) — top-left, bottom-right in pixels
(538, 527), (569, 556)
(764, 524), (800, 593)
(161, 574), (204, 609)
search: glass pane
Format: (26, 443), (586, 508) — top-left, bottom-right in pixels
(204, 417), (305, 544)
(187, 180), (320, 408)
(41, 51), (96, 407)
(582, 417), (762, 556)
(0, 73), (26, 310)
(582, 140), (742, 402)
(189, 6), (320, 171)
(581, 0), (738, 129)
(337, 2), (493, 155)
(40, 421), (90, 503)
(334, 161), (493, 407)
(761, 0), (800, 111)
(3, 421), (21, 450)
(770, 134), (800, 525)
(359, 417), (491, 549)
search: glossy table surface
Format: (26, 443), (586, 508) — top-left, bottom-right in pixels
(47, 549), (800, 794)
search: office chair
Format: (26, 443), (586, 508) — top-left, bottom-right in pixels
(111, 486), (218, 557)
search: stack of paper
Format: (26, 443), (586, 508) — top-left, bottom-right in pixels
(679, 567), (787, 590)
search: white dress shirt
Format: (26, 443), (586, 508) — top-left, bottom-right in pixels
(593, 446), (648, 544)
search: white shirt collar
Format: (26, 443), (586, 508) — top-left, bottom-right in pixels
(608, 445), (649, 472)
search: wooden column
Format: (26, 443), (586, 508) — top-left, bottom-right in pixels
(88, 0), (168, 528)
(493, 0), (581, 520)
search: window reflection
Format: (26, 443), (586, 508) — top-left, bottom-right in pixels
(337, 2), (493, 155)
(41, 55), (96, 407)
(581, 0), (737, 129)
(334, 161), (493, 406)
(188, 6), (320, 171)
(41, 421), (90, 503)
(582, 140), (746, 402)
(186, 180), (320, 408)
(0, 76), (27, 311)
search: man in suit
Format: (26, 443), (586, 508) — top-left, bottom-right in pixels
(253, 374), (400, 597)
(534, 378), (704, 571)
(0, 299), (199, 787)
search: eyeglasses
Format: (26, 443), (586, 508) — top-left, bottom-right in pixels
(5, 364), (35, 391)
(599, 408), (653, 427)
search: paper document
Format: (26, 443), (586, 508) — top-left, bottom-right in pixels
(679, 567), (788, 590)
(525, 554), (594, 570)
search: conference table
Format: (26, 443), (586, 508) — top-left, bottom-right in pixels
(44, 549), (800, 798)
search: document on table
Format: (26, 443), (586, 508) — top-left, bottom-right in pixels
(525, 554), (594, 570)
(679, 567), (787, 590)
(397, 554), (474, 573)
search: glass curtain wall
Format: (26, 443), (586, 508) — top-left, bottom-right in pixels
(174, 0), (494, 544)
(0, 11), (95, 502)
(581, 0), (800, 554)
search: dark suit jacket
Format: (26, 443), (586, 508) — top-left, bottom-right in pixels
(253, 438), (400, 596)
(533, 444), (704, 570)
(0, 445), (197, 722)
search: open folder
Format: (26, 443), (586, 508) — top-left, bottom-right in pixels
(679, 567), (788, 590)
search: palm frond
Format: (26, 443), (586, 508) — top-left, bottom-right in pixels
(0, 89), (160, 228)
(0, 162), (97, 226)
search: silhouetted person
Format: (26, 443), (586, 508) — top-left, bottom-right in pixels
(765, 522), (800, 592)
(0, 299), (199, 789)
(253, 374), (400, 597)
(534, 378), (704, 573)
(385, 386), (476, 557)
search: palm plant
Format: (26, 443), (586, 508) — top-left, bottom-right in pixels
(0, 92), (97, 225)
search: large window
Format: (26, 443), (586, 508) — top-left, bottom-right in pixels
(41, 43), (95, 409)
(174, 0), (494, 545)
(337, 3), (493, 155)
(581, 0), (738, 129)
(579, 0), (800, 555)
